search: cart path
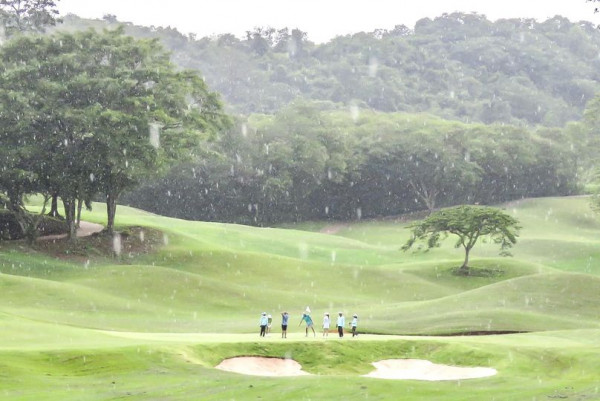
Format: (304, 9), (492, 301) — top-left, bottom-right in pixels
(38, 221), (104, 240)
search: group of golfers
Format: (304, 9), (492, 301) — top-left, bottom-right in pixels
(259, 307), (358, 338)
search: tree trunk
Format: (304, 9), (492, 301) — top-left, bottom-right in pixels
(459, 247), (471, 275)
(106, 192), (117, 236)
(48, 193), (61, 218)
(62, 197), (77, 240)
(23, 195), (50, 245)
(408, 180), (437, 214)
(6, 188), (28, 239)
(424, 196), (436, 214)
(76, 198), (83, 228)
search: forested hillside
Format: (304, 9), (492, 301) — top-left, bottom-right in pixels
(46, 13), (597, 225)
(60, 13), (600, 126)
(121, 106), (581, 224)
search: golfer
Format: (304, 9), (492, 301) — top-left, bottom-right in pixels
(267, 314), (273, 336)
(259, 312), (268, 337)
(337, 312), (345, 338)
(322, 312), (330, 337)
(299, 312), (316, 337)
(350, 314), (358, 337)
(281, 311), (289, 338)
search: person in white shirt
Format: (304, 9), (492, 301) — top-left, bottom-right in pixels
(322, 312), (330, 337)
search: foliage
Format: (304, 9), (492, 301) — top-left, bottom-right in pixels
(402, 205), (521, 274)
(123, 105), (578, 225)
(0, 28), (230, 238)
(58, 13), (600, 126)
(0, 0), (60, 37)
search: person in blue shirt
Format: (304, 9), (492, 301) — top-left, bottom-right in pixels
(259, 312), (268, 337)
(299, 312), (316, 337)
(281, 311), (289, 338)
(350, 314), (358, 337)
(336, 312), (345, 338)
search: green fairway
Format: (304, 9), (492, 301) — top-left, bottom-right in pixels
(2, 196), (600, 400)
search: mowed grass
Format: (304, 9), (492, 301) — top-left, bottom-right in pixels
(1, 196), (600, 399)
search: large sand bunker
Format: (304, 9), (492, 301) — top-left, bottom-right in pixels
(215, 357), (311, 377)
(364, 359), (497, 381)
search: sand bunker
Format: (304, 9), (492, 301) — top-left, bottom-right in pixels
(364, 359), (497, 381)
(215, 357), (311, 377)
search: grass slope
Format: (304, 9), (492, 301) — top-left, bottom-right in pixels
(1, 196), (600, 400)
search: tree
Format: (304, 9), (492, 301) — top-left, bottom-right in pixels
(0, 52), (53, 242)
(402, 205), (520, 275)
(0, 0), (60, 37)
(71, 29), (230, 235)
(0, 28), (230, 238)
(0, 31), (106, 238)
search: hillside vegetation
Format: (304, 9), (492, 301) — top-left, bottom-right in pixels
(59, 13), (600, 126)
(47, 15), (599, 226)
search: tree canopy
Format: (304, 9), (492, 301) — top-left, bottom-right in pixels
(58, 12), (600, 127)
(122, 103), (578, 225)
(0, 28), (230, 239)
(0, 0), (60, 37)
(402, 205), (521, 274)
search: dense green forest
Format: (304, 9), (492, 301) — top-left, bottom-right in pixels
(2, 11), (596, 230)
(50, 12), (598, 225)
(60, 12), (600, 126)
(122, 105), (581, 224)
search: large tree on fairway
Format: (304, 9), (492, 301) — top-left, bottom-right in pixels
(73, 29), (230, 234)
(402, 205), (520, 274)
(0, 31), (110, 238)
(0, 39), (57, 241)
(0, 28), (230, 237)
(0, 0), (60, 37)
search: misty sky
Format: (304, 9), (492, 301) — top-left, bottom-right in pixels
(58, 0), (599, 43)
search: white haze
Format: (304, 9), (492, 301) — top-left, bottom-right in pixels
(58, 0), (599, 44)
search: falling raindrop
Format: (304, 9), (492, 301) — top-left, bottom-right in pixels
(149, 123), (160, 149)
(368, 56), (378, 77)
(350, 105), (360, 122)
(112, 233), (122, 256)
(298, 243), (308, 260)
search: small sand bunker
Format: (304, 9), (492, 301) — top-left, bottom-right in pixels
(215, 357), (310, 377)
(364, 359), (497, 381)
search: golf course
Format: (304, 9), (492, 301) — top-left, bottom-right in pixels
(1, 195), (600, 400)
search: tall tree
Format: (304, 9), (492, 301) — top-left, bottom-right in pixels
(0, 28), (230, 238)
(82, 31), (230, 234)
